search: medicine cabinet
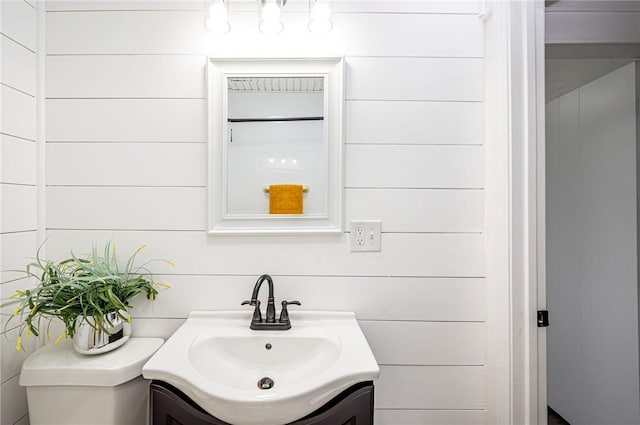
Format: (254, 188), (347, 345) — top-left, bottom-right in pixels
(207, 57), (344, 234)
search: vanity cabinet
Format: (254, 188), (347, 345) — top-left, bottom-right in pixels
(149, 380), (374, 425)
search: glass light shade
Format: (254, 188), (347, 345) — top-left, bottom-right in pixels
(259, 2), (283, 34)
(308, 2), (332, 33)
(205, 1), (230, 34)
(205, 17), (231, 34)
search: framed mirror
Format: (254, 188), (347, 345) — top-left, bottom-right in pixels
(207, 57), (344, 234)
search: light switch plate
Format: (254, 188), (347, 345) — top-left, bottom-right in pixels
(350, 220), (382, 252)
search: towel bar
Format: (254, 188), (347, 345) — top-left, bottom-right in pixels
(263, 185), (309, 193)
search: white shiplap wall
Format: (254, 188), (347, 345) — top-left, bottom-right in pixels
(1, 1), (39, 424)
(44, 1), (486, 423)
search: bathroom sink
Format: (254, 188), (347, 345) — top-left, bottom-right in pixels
(189, 334), (341, 391)
(142, 311), (379, 425)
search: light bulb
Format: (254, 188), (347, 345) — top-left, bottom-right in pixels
(259, 2), (283, 34)
(262, 2), (280, 21)
(311, 3), (330, 20)
(208, 2), (228, 20)
(308, 1), (332, 33)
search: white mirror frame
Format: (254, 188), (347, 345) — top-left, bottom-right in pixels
(207, 57), (344, 235)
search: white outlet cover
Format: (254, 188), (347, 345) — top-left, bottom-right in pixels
(350, 220), (382, 252)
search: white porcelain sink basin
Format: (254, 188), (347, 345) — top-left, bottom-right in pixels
(142, 311), (379, 425)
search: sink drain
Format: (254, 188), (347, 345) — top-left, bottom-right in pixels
(257, 377), (274, 390)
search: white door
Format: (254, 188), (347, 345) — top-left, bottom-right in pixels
(546, 62), (640, 424)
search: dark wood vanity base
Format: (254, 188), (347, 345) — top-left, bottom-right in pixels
(149, 380), (374, 425)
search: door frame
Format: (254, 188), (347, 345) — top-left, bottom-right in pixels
(484, 1), (546, 423)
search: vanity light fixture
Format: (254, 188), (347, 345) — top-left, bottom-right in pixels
(204, 0), (231, 34)
(308, 0), (332, 34)
(204, 0), (333, 34)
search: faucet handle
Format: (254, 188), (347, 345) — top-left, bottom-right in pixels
(279, 300), (301, 324)
(242, 300), (262, 323)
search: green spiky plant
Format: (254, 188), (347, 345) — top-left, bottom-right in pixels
(2, 241), (171, 350)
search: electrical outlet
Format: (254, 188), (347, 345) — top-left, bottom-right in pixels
(350, 220), (382, 252)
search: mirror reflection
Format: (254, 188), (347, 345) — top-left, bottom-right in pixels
(226, 76), (326, 216)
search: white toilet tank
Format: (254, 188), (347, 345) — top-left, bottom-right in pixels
(20, 337), (163, 425)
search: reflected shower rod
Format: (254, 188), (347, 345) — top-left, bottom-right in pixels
(228, 116), (324, 123)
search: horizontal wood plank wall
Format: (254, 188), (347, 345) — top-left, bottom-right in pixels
(45, 2), (486, 423)
(1, 1), (38, 424)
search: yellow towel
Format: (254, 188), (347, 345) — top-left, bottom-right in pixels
(269, 184), (303, 214)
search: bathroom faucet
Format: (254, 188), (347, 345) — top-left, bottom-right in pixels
(249, 274), (276, 323)
(241, 274), (300, 330)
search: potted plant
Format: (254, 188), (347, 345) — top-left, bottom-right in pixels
(3, 241), (171, 354)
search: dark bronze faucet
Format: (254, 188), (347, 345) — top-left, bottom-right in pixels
(241, 274), (300, 330)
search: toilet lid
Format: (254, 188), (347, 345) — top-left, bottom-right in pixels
(19, 337), (164, 387)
